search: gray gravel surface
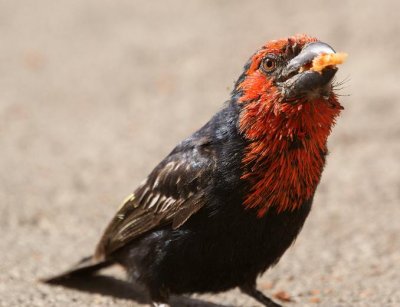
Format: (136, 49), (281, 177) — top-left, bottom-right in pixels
(1, 1), (399, 306)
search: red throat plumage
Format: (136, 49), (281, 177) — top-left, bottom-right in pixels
(238, 35), (343, 217)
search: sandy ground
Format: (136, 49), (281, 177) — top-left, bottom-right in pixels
(1, 1), (399, 306)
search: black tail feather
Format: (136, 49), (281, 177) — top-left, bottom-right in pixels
(41, 256), (113, 284)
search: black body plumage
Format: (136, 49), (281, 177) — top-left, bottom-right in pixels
(45, 99), (312, 307)
(115, 100), (312, 301)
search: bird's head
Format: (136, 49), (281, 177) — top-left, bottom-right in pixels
(235, 34), (343, 106)
(235, 34), (344, 141)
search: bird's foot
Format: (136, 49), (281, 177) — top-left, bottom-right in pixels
(240, 284), (282, 307)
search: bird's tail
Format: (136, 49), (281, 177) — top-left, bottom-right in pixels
(41, 255), (113, 284)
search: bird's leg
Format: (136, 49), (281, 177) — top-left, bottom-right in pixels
(240, 283), (282, 307)
(149, 284), (171, 307)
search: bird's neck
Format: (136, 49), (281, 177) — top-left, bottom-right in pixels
(238, 97), (342, 217)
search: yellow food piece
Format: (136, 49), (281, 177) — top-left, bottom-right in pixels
(311, 52), (348, 72)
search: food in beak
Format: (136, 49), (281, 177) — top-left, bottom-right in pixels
(309, 52), (348, 73)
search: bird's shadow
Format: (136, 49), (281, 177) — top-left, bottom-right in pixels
(47, 274), (234, 307)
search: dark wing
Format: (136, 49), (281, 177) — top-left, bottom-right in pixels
(94, 136), (215, 259)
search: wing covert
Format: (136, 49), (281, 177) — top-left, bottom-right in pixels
(95, 137), (215, 259)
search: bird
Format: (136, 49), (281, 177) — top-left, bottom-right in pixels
(43, 34), (345, 307)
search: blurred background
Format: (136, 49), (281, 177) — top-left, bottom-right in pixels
(1, 1), (399, 306)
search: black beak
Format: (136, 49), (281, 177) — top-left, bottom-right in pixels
(281, 42), (338, 100)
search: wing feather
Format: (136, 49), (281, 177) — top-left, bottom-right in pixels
(95, 137), (215, 259)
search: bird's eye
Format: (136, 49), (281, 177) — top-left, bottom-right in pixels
(261, 57), (276, 72)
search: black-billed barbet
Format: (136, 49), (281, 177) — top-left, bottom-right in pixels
(44, 34), (345, 307)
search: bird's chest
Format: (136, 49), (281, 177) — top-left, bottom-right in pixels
(242, 139), (326, 216)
